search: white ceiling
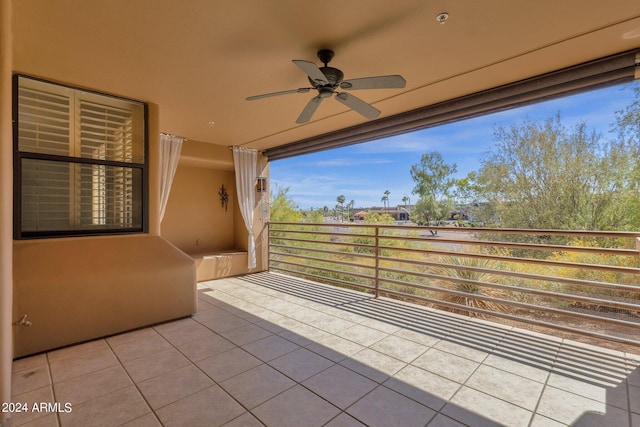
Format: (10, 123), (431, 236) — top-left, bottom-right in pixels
(12, 0), (640, 153)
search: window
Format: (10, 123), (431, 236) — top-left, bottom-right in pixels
(14, 75), (148, 238)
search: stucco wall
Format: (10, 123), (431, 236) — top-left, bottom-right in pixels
(12, 235), (196, 358)
(1, 0), (13, 422)
(162, 164), (239, 254)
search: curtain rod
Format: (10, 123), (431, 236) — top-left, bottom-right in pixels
(229, 146), (263, 154)
(160, 132), (188, 141)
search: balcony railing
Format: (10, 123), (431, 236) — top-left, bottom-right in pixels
(268, 222), (640, 348)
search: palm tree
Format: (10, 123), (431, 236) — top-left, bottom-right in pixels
(381, 190), (390, 210)
(347, 200), (355, 221)
(336, 195), (345, 222)
(402, 195), (411, 219)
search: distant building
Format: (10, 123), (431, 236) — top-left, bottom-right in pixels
(352, 206), (411, 221)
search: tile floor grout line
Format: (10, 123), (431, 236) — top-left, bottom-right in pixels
(167, 327), (257, 414)
(526, 336), (562, 427)
(103, 333), (172, 426)
(431, 315), (540, 427)
(214, 283), (446, 424)
(217, 286), (458, 421)
(238, 278), (490, 417)
(44, 352), (63, 427)
(626, 355), (640, 427)
(174, 296), (287, 425)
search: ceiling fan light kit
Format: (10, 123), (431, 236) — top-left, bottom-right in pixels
(246, 49), (406, 124)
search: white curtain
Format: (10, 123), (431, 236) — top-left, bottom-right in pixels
(159, 133), (184, 222)
(233, 146), (258, 269)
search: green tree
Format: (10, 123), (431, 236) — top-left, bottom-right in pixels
(454, 171), (480, 205)
(410, 152), (457, 225)
(612, 84), (640, 229)
(411, 195), (453, 226)
(363, 212), (395, 224)
(476, 113), (637, 230)
(303, 208), (325, 223)
(270, 185), (302, 223)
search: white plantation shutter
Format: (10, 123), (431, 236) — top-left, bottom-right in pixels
(17, 83), (71, 156)
(79, 99), (143, 163)
(77, 97), (143, 229)
(21, 159), (72, 232)
(16, 76), (146, 237)
(18, 81), (74, 232)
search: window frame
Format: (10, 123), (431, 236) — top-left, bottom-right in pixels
(13, 74), (149, 239)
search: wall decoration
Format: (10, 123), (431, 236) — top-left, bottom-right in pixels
(219, 184), (229, 212)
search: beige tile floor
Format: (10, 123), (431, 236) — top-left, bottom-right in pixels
(8, 272), (640, 427)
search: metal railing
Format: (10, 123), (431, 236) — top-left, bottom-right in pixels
(268, 222), (640, 347)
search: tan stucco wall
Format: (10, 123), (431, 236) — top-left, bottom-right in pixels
(162, 163), (239, 254)
(1, 0), (13, 422)
(12, 235), (196, 358)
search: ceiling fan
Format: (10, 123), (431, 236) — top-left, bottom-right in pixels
(246, 49), (406, 124)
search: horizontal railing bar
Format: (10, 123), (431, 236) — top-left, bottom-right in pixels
(271, 243), (639, 276)
(270, 236), (375, 250)
(379, 235), (639, 257)
(379, 265), (640, 313)
(270, 247), (640, 322)
(269, 222), (640, 238)
(270, 228), (375, 238)
(271, 245), (640, 300)
(378, 287), (640, 347)
(270, 251), (376, 270)
(269, 243), (376, 260)
(269, 266), (376, 292)
(269, 259), (376, 282)
(271, 227), (639, 270)
(377, 255), (640, 293)
(271, 226), (639, 256)
(377, 276), (639, 328)
(377, 244), (640, 274)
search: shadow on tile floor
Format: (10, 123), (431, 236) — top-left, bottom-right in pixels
(8, 271), (639, 427)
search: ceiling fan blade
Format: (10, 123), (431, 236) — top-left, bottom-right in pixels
(293, 60), (329, 85)
(340, 75), (406, 90)
(296, 96), (323, 124)
(335, 92), (380, 119)
(246, 87), (311, 101)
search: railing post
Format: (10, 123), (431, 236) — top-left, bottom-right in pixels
(374, 226), (380, 298)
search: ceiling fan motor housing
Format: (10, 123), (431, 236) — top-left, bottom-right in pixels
(309, 67), (344, 88)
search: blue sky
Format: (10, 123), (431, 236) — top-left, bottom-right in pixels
(270, 82), (639, 210)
